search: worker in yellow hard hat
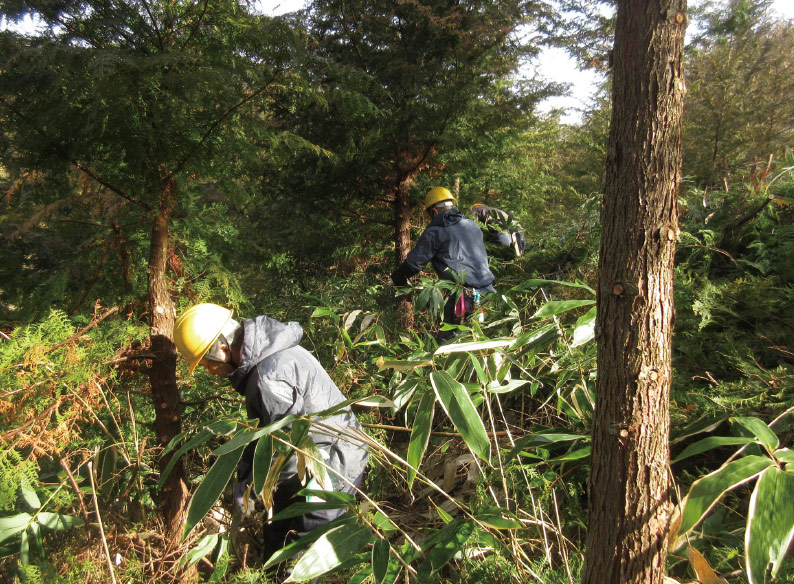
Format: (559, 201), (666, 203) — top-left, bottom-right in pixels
(391, 186), (496, 342)
(173, 303), (369, 562)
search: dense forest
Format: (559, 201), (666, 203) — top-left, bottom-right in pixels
(0, 0), (793, 583)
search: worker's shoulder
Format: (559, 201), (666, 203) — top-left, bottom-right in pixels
(254, 345), (314, 371)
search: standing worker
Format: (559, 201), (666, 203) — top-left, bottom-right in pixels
(173, 303), (369, 561)
(469, 203), (526, 258)
(391, 186), (496, 342)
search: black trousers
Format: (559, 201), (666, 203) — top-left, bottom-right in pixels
(438, 288), (480, 343)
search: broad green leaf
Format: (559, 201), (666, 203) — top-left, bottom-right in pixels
(672, 436), (755, 463)
(774, 448), (794, 465)
(505, 431), (587, 462)
(270, 501), (351, 522)
(571, 306), (596, 347)
(372, 538), (390, 584)
(344, 310), (362, 331)
(29, 521), (42, 557)
(159, 420), (238, 488)
(670, 414), (728, 445)
(0, 513), (32, 544)
(375, 356), (433, 371)
(287, 523), (372, 582)
(469, 355), (488, 385)
(183, 534), (219, 568)
(391, 378), (421, 412)
(371, 511), (399, 533)
(208, 535), (230, 583)
(474, 508), (522, 529)
(732, 417), (779, 451)
(35, 512), (83, 531)
(511, 325), (559, 354)
(533, 299), (595, 319)
(349, 566), (373, 584)
(430, 288), (445, 320)
(296, 489), (356, 506)
(310, 307), (335, 318)
(486, 379), (529, 394)
(679, 455), (773, 535)
(183, 446), (245, 540)
(354, 395), (396, 408)
(545, 446), (591, 465)
(213, 417), (295, 456)
(430, 371), (491, 462)
(252, 434), (273, 496)
(417, 519), (476, 578)
(19, 529), (29, 565)
(415, 287), (431, 312)
(513, 278), (595, 294)
(407, 390), (435, 488)
(433, 338), (513, 355)
(746, 467), (794, 584)
(19, 480), (40, 511)
(264, 515), (355, 570)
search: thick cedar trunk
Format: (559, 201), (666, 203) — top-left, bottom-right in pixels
(147, 177), (189, 539)
(394, 174), (415, 330)
(583, 2), (686, 583)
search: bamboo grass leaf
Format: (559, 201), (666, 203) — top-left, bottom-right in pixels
(679, 455), (773, 535)
(183, 446), (245, 540)
(372, 538), (390, 584)
(286, 523), (372, 582)
(430, 371), (491, 462)
(407, 390), (435, 488)
(672, 436), (755, 463)
(252, 434), (273, 496)
(533, 299), (595, 319)
(732, 416), (779, 451)
(746, 467), (794, 584)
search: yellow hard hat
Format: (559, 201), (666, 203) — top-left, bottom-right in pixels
(423, 186), (455, 211)
(173, 303), (233, 375)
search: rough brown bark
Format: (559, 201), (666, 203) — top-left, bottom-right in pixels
(583, 2), (686, 583)
(146, 177), (189, 540)
(394, 174), (416, 330)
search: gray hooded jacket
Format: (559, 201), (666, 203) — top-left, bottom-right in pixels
(229, 315), (368, 489)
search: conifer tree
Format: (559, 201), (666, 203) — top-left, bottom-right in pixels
(584, 0), (686, 582)
(0, 0), (304, 537)
(296, 0), (548, 307)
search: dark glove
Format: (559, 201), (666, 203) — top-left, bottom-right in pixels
(391, 263), (412, 287)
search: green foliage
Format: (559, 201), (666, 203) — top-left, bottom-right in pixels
(0, 451), (37, 512)
(684, 0), (794, 186)
(672, 416), (794, 584)
(0, 1), (792, 582)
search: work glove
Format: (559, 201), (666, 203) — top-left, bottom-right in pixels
(391, 263), (411, 287)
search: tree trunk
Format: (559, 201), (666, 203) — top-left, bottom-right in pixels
(147, 177), (189, 539)
(394, 174), (415, 330)
(583, 2), (686, 583)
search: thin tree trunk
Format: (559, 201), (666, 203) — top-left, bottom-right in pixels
(394, 173), (416, 330)
(583, 2), (686, 583)
(147, 177), (189, 539)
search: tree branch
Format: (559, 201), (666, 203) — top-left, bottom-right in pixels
(71, 161), (152, 211)
(170, 70), (282, 177)
(45, 306), (119, 354)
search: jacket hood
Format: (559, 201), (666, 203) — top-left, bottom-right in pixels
(228, 315), (303, 393)
(431, 207), (464, 227)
